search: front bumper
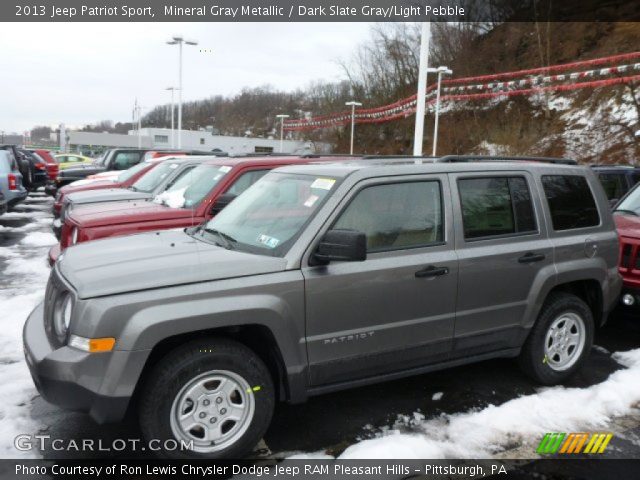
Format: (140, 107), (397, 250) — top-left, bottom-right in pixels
(52, 218), (62, 239)
(619, 286), (640, 310)
(48, 244), (60, 267)
(23, 302), (147, 423)
(44, 182), (57, 197)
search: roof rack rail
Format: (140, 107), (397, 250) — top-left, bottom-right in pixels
(589, 164), (635, 168)
(436, 155), (577, 165)
(361, 154), (438, 160)
(229, 152), (297, 158)
(299, 153), (361, 158)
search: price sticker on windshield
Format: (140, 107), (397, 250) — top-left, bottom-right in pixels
(219, 166), (232, 173)
(257, 234), (280, 248)
(311, 178), (335, 190)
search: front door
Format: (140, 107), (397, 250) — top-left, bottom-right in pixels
(302, 175), (458, 387)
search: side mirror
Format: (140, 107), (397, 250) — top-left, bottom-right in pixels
(210, 192), (237, 215)
(609, 198), (619, 209)
(313, 229), (367, 264)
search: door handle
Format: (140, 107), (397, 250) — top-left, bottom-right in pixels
(518, 252), (546, 264)
(415, 265), (449, 278)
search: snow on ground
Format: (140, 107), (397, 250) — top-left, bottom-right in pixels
(0, 194), (53, 458)
(330, 349), (640, 459)
(19, 231), (57, 247)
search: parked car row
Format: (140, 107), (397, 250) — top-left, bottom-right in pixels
(25, 153), (631, 459)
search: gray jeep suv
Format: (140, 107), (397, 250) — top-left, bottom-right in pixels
(24, 156), (621, 458)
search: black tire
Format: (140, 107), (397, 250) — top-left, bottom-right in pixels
(519, 292), (594, 385)
(138, 338), (275, 459)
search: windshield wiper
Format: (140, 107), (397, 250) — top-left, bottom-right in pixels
(615, 209), (639, 216)
(201, 227), (237, 250)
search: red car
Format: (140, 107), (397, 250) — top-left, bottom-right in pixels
(29, 149), (59, 181)
(613, 183), (640, 309)
(52, 156), (183, 217)
(49, 156), (343, 265)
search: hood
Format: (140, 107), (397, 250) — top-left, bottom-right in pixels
(614, 212), (640, 238)
(62, 180), (119, 193)
(70, 200), (195, 228)
(57, 230), (287, 298)
(67, 188), (151, 205)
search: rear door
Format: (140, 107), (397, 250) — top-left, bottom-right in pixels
(450, 171), (554, 356)
(303, 174), (458, 386)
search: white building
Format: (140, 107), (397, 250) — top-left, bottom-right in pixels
(67, 128), (329, 155)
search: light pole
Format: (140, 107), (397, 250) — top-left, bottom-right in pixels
(275, 114), (290, 152)
(413, 22), (431, 157)
(167, 35), (198, 148)
(345, 101), (362, 155)
(432, 66), (452, 156)
(166, 87), (178, 148)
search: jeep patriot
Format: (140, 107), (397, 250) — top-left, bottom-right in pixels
(24, 156), (622, 458)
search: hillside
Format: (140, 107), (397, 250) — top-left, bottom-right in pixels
(140, 22), (640, 163)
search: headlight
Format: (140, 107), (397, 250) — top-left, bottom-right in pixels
(53, 292), (73, 341)
(71, 227), (79, 245)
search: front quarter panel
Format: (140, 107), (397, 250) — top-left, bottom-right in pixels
(72, 270), (306, 393)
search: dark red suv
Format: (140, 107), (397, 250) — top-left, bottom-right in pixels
(49, 155), (343, 265)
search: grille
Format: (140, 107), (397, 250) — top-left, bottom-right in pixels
(620, 242), (640, 271)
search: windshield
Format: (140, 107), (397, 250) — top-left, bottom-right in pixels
(615, 186), (640, 216)
(117, 161), (151, 183)
(198, 172), (337, 256)
(153, 164), (231, 208)
(133, 161), (182, 192)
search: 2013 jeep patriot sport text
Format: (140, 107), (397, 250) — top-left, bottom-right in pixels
(24, 157), (621, 458)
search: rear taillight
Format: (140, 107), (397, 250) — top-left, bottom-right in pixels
(35, 163), (46, 170)
(8, 174), (17, 190)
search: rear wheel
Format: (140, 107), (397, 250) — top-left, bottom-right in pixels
(519, 292), (593, 385)
(138, 338), (275, 458)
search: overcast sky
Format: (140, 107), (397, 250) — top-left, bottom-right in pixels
(0, 22), (373, 133)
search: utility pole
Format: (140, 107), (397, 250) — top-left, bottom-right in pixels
(167, 35), (198, 149)
(276, 114), (290, 152)
(413, 22), (431, 157)
(345, 101), (363, 155)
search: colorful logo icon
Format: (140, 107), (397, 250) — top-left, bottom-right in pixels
(537, 432), (613, 454)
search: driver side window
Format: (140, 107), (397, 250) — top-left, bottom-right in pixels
(333, 181), (443, 252)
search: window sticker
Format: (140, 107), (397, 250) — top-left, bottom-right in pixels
(169, 163), (179, 169)
(257, 234), (280, 248)
(219, 166), (232, 173)
(213, 174), (223, 181)
(304, 194), (319, 208)
(311, 178), (335, 190)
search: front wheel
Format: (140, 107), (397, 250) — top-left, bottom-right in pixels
(138, 338), (275, 459)
(519, 292), (594, 385)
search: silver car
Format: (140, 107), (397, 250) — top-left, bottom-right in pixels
(0, 150), (28, 208)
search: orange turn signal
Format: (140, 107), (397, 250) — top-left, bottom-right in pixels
(88, 338), (116, 352)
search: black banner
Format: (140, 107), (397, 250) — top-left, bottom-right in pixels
(1, 459), (639, 480)
(5, 0), (640, 22)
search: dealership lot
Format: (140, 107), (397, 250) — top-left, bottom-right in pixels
(2, 191), (640, 460)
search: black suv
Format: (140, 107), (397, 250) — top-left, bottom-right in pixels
(591, 165), (640, 206)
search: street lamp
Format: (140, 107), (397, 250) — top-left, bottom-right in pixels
(345, 101), (363, 155)
(431, 66), (452, 156)
(165, 87), (179, 148)
(166, 35), (198, 148)
(275, 114), (290, 152)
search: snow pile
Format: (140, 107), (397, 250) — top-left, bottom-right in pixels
(154, 187), (186, 209)
(0, 254), (51, 458)
(19, 231), (57, 247)
(336, 349), (640, 459)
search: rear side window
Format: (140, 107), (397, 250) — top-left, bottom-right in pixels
(459, 176), (537, 240)
(542, 175), (600, 230)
